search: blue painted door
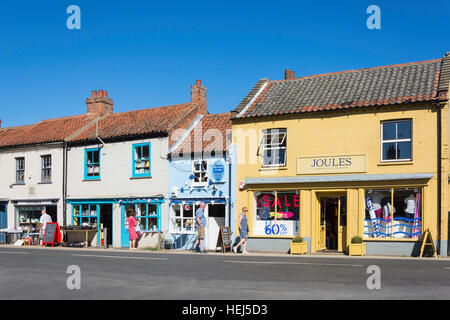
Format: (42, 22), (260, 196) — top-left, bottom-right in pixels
(0, 204), (6, 243)
(121, 204), (136, 247)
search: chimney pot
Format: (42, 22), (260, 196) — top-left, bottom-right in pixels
(191, 80), (207, 114)
(196, 80), (202, 86)
(285, 69), (295, 80)
(86, 90), (113, 116)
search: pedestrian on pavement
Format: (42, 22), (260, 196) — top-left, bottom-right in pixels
(192, 202), (207, 253)
(39, 209), (52, 245)
(233, 207), (249, 254)
(127, 209), (139, 250)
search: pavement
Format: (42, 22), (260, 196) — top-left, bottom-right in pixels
(0, 244), (449, 300)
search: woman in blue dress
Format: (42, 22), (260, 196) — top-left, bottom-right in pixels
(233, 207), (249, 254)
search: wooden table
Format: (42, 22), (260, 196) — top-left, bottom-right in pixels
(63, 229), (98, 248)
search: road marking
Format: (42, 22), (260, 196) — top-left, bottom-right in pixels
(72, 254), (168, 260)
(223, 260), (363, 267)
(0, 251), (31, 255)
(444, 267), (450, 270)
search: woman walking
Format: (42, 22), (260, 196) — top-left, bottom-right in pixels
(127, 210), (139, 250)
(233, 207), (249, 254)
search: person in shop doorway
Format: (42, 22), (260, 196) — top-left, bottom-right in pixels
(233, 207), (249, 254)
(39, 209), (52, 245)
(192, 202), (207, 253)
(127, 210), (139, 250)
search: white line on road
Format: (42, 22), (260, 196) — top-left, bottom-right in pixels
(223, 260), (364, 267)
(0, 251), (31, 255)
(72, 254), (168, 260)
(444, 267), (450, 270)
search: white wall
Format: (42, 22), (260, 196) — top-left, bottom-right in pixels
(66, 137), (170, 247)
(0, 144), (64, 228)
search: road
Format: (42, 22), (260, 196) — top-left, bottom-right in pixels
(0, 247), (449, 300)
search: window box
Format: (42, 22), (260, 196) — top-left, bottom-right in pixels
(290, 240), (307, 255)
(348, 243), (366, 256)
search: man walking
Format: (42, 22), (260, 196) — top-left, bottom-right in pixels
(192, 202), (207, 253)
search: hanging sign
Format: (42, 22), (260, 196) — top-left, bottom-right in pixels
(211, 159), (225, 183)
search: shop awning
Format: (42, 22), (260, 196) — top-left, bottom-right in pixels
(243, 173), (434, 186)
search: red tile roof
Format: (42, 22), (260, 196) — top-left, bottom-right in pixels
(172, 113), (232, 155)
(0, 114), (97, 148)
(69, 103), (201, 142)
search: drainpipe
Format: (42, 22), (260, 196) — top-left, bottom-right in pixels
(62, 141), (67, 226)
(436, 102), (442, 255)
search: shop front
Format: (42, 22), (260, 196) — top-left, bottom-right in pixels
(169, 198), (228, 251)
(12, 199), (58, 235)
(242, 173), (433, 256)
(120, 197), (164, 248)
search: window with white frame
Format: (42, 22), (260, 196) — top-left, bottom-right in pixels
(192, 160), (208, 186)
(41, 155), (52, 183)
(169, 203), (196, 234)
(260, 128), (287, 167)
(16, 158), (25, 184)
(381, 120), (412, 161)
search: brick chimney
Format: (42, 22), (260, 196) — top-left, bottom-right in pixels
(285, 69), (295, 80)
(86, 90), (113, 116)
(191, 80), (208, 114)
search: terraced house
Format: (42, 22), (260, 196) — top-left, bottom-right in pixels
(232, 53), (450, 256)
(0, 80), (209, 248)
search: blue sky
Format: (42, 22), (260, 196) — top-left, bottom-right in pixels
(0, 0), (448, 127)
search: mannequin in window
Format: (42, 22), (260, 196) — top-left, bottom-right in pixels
(381, 198), (395, 237)
(371, 192), (383, 219)
(404, 194), (416, 220)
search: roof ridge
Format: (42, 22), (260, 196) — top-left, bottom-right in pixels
(111, 102), (194, 116)
(270, 58), (442, 83)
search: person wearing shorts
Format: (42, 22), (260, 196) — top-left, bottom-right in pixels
(192, 202), (207, 253)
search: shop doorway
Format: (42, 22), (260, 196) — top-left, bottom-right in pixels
(206, 204), (226, 251)
(0, 204), (6, 243)
(319, 195), (347, 252)
(100, 205), (113, 246)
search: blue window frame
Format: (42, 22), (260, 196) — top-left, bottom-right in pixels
(84, 148), (100, 180)
(132, 143), (151, 177)
(71, 203), (100, 246)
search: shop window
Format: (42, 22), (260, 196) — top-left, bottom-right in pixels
(133, 143), (151, 177)
(364, 188), (422, 239)
(136, 203), (158, 232)
(192, 160), (208, 186)
(84, 148), (100, 180)
(381, 120), (412, 161)
(41, 155), (52, 183)
(254, 191), (300, 237)
(16, 157), (25, 184)
(72, 204), (99, 228)
(17, 206), (45, 233)
(259, 128), (287, 167)
(169, 203), (196, 234)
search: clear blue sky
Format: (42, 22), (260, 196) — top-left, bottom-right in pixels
(0, 0), (448, 127)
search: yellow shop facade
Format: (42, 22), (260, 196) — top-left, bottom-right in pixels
(231, 55), (450, 256)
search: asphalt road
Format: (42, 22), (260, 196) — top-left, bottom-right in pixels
(0, 247), (449, 300)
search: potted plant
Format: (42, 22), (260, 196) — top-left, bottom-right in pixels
(348, 235), (366, 256)
(290, 236), (308, 255)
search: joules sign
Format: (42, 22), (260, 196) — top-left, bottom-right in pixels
(297, 154), (366, 174)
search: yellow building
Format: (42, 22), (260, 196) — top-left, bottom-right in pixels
(231, 54), (450, 256)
